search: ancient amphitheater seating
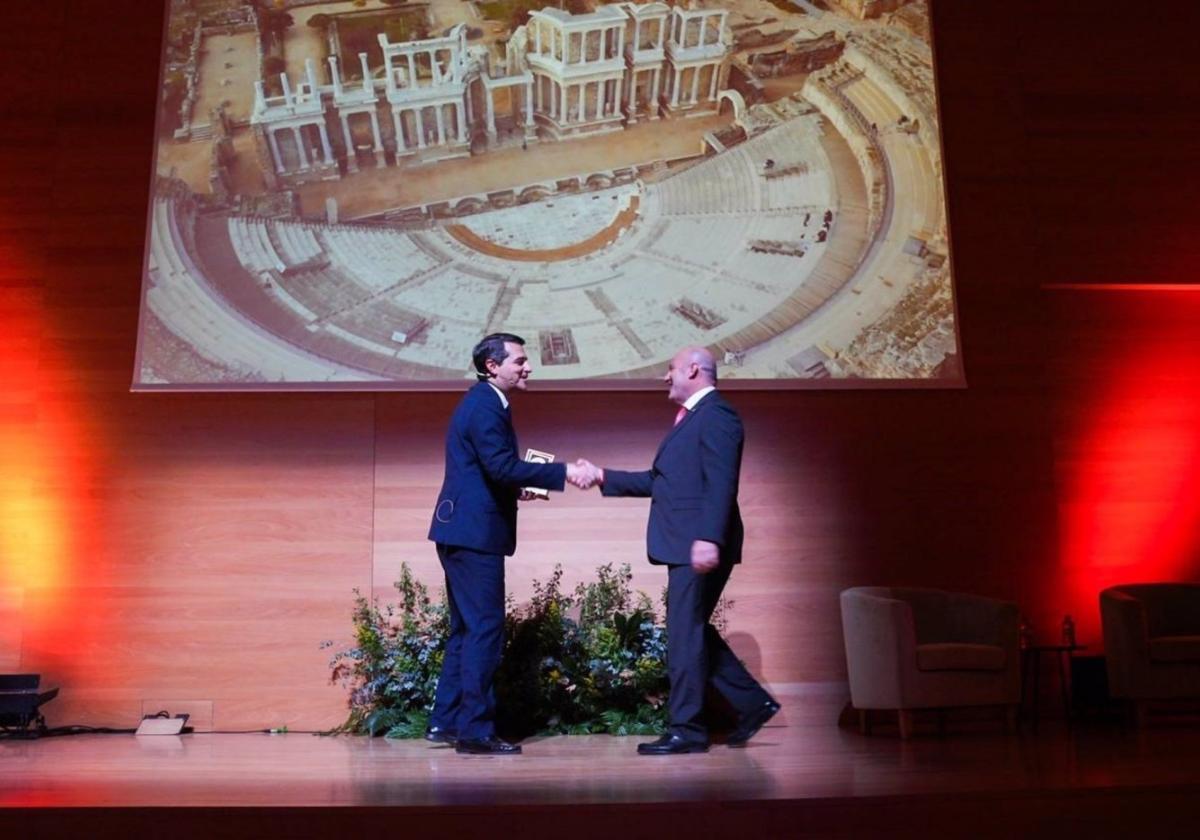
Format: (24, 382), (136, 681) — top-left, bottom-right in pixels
(227, 217), (285, 274)
(651, 217), (753, 266)
(270, 222), (324, 267)
(391, 268), (496, 325)
(275, 265), (371, 319)
(149, 200), (343, 380)
(319, 226), (437, 291)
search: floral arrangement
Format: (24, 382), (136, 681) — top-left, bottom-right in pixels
(325, 562), (729, 739)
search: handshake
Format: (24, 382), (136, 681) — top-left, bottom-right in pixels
(565, 458), (603, 490)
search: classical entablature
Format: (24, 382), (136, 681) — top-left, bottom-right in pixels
(662, 6), (730, 117)
(526, 7), (630, 138)
(617, 1), (669, 124)
(328, 52), (385, 172)
(380, 25), (471, 155)
(252, 58), (339, 187)
(246, 6), (731, 186)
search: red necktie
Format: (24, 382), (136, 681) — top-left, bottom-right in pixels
(674, 406), (688, 426)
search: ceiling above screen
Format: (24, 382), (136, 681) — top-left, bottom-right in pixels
(135, 0), (960, 391)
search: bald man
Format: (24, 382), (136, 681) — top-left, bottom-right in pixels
(582, 347), (779, 754)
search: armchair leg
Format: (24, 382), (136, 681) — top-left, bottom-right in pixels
(897, 709), (914, 740)
(858, 709), (871, 735)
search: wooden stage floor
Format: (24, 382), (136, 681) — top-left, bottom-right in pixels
(4, 719), (1200, 837)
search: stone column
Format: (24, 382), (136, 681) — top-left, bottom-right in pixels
(393, 109), (406, 154)
(560, 82), (569, 124)
(525, 80), (534, 125)
(627, 68), (637, 116)
(690, 66), (701, 104)
(600, 28), (607, 61)
(486, 88), (497, 138)
(340, 116), (357, 173)
(329, 56), (343, 98)
(651, 68), (661, 114)
(699, 17), (707, 48)
(456, 102), (467, 142)
(435, 105), (446, 145)
(292, 126), (309, 169)
(709, 62), (719, 100)
(317, 122), (334, 165)
(671, 67), (681, 106)
(407, 54), (417, 89)
(535, 22), (542, 55)
(369, 110), (385, 165)
(632, 20), (640, 52)
(360, 53), (372, 93)
(267, 129), (285, 174)
(414, 108), (427, 148)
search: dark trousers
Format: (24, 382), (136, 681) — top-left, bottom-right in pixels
(666, 562), (773, 742)
(430, 544), (506, 741)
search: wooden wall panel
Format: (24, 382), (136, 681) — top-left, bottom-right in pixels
(2, 0), (1197, 731)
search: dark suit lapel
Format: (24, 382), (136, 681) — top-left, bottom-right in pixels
(477, 381), (517, 449)
(653, 391), (714, 460)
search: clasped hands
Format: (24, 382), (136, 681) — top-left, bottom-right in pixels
(565, 458), (603, 490)
(519, 460), (601, 501)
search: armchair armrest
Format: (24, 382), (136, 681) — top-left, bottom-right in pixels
(841, 589), (917, 709)
(1100, 587), (1151, 697)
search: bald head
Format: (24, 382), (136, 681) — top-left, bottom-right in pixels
(664, 346), (718, 404)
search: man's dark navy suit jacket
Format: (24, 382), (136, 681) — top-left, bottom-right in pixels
(601, 389), (744, 565)
(428, 381), (566, 556)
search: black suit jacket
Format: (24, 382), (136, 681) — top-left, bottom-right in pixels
(428, 382), (566, 556)
(602, 389), (744, 565)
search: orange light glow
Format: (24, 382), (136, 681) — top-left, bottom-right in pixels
(0, 249), (98, 676)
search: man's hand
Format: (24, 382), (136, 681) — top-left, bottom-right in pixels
(518, 489), (545, 502)
(566, 459), (603, 489)
(690, 540), (720, 574)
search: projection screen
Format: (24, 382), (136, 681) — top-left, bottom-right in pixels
(136, 0), (960, 390)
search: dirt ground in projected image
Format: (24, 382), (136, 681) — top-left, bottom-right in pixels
(141, 0), (956, 388)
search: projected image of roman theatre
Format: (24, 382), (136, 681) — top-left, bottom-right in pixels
(141, 0), (954, 387)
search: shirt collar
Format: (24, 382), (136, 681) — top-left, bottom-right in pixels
(683, 385), (716, 412)
(486, 381), (509, 409)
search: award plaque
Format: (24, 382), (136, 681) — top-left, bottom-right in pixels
(523, 448), (555, 499)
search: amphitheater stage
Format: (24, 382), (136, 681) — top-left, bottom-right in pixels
(4, 717), (1200, 838)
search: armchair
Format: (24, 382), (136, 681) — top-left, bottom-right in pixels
(1100, 583), (1200, 725)
(840, 586), (1021, 738)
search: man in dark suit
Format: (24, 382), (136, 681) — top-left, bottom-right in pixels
(427, 333), (590, 755)
(580, 347), (779, 754)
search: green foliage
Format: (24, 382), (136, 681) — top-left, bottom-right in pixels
(325, 562), (693, 738)
(324, 564), (447, 736)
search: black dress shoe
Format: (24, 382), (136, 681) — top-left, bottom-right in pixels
(637, 734), (709, 755)
(455, 736), (522, 755)
(727, 700), (781, 747)
(424, 725), (457, 746)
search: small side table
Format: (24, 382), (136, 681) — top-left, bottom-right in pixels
(1020, 643), (1086, 730)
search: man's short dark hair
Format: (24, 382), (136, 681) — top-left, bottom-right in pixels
(472, 332), (525, 380)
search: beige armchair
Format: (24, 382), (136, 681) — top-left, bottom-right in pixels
(840, 586), (1021, 738)
(1100, 583), (1200, 725)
